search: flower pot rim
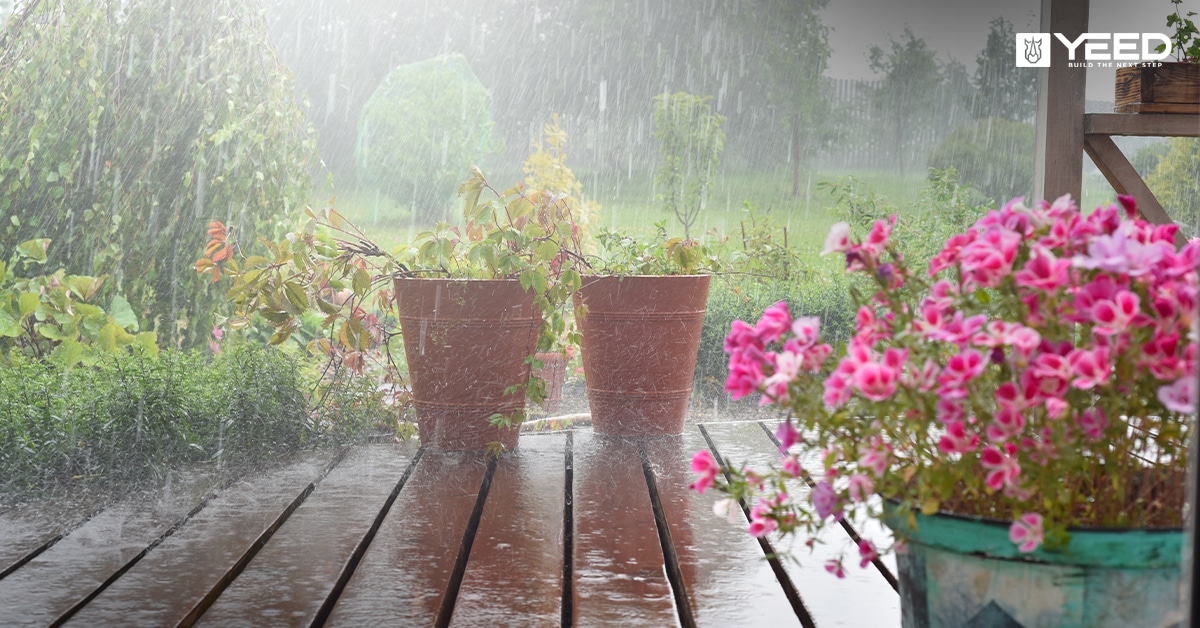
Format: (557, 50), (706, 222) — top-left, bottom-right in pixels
(394, 276), (523, 284)
(894, 500), (1183, 534)
(882, 500), (1182, 568)
(579, 273), (712, 278)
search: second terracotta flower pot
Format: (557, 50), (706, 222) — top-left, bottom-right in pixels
(573, 275), (710, 436)
(532, 352), (568, 413)
(394, 278), (538, 451)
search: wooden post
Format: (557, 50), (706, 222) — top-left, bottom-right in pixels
(1033, 0), (1089, 202)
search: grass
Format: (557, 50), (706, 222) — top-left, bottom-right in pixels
(326, 165), (943, 266)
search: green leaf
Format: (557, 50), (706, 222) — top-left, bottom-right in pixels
(269, 327), (293, 345)
(352, 268), (371, 297)
(50, 340), (84, 369)
(109, 295), (139, 331)
(18, 292), (39, 318)
(283, 281), (309, 311)
(16, 238), (49, 264)
(133, 332), (159, 357)
(534, 240), (558, 262)
(37, 323), (69, 341)
(0, 309), (19, 337)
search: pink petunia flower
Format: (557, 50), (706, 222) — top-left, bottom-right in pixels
(938, 420), (979, 454)
(689, 450), (720, 494)
(1067, 346), (1111, 390)
(1014, 246), (1073, 292)
(824, 558), (846, 579)
(980, 443), (1021, 491)
(1078, 407), (1108, 441)
(821, 222), (852, 256)
(1158, 377), (1197, 414)
(1090, 290), (1140, 336)
(858, 540), (880, 568)
(776, 421), (799, 454)
(1009, 512), (1044, 552)
(811, 481), (840, 520)
(755, 301), (792, 345)
(847, 473), (875, 502)
(959, 225), (1021, 288)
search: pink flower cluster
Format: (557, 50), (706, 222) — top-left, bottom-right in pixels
(695, 193), (1197, 561)
(725, 301), (833, 405)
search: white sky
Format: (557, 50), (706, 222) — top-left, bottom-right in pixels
(821, 0), (1198, 102)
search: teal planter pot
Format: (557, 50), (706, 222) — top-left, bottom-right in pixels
(884, 507), (1183, 627)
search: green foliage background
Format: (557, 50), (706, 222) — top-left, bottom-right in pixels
(0, 0), (315, 349)
(1146, 138), (1200, 238)
(927, 118), (1035, 204)
(356, 54), (498, 223)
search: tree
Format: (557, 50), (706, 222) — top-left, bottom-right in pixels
(1146, 138), (1200, 238)
(0, 0), (316, 348)
(355, 54), (498, 223)
(869, 29), (943, 175)
(653, 93), (725, 240)
(973, 18), (1037, 122)
(754, 0), (832, 197)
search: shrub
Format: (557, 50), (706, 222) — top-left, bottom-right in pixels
(0, 343), (377, 492)
(356, 54), (498, 222)
(0, 0), (316, 349)
(927, 118), (1035, 204)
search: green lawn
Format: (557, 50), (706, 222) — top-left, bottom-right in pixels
(325, 165), (1126, 265)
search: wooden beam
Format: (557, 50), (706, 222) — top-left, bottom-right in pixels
(1033, 0), (1090, 202)
(1084, 113), (1200, 137)
(1082, 134), (1185, 247)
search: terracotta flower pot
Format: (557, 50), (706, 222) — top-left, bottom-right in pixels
(573, 275), (710, 436)
(394, 278), (538, 451)
(532, 352), (568, 413)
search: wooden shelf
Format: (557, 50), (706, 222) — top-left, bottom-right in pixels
(1083, 113), (1200, 137)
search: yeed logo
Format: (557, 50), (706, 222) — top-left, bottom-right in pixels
(1014, 32), (1172, 67)
(1016, 33), (1050, 67)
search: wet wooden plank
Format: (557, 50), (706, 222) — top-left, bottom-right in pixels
(643, 429), (803, 626)
(571, 431), (677, 626)
(448, 432), (567, 627)
(196, 443), (418, 627)
(325, 450), (489, 626)
(0, 467), (226, 626)
(62, 451), (334, 626)
(0, 488), (116, 579)
(702, 421), (900, 628)
(758, 420), (899, 579)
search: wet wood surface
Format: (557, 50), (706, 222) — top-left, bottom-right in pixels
(324, 448), (489, 626)
(197, 444), (418, 627)
(703, 421), (900, 627)
(0, 468), (226, 626)
(448, 432), (567, 627)
(642, 431), (803, 626)
(63, 452), (334, 627)
(570, 431), (678, 625)
(0, 423), (902, 626)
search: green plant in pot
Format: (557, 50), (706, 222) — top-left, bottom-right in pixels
(573, 223), (720, 437)
(1115, 0), (1199, 113)
(692, 195), (1196, 626)
(197, 167), (582, 452)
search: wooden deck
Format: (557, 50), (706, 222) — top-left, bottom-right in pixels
(0, 422), (900, 627)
